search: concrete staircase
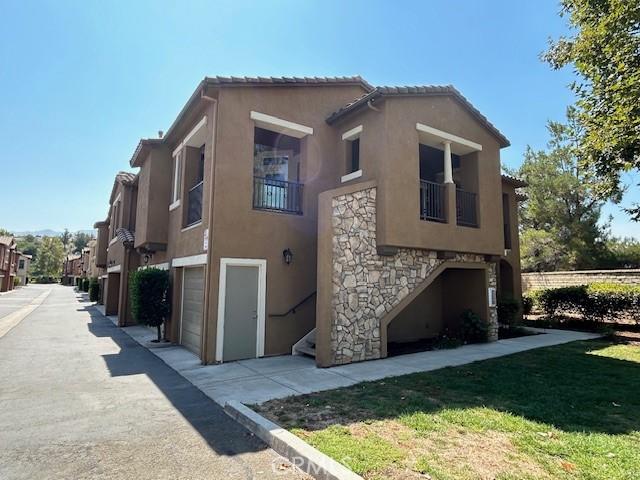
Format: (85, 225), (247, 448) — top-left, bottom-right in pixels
(292, 328), (316, 358)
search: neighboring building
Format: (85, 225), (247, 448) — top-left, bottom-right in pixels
(62, 254), (82, 286)
(97, 76), (526, 367)
(97, 172), (139, 323)
(15, 253), (32, 286)
(0, 236), (19, 292)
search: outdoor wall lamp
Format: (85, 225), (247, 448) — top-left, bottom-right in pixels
(282, 248), (293, 265)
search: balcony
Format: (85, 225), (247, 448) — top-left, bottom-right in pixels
(419, 180), (446, 222)
(253, 176), (303, 215)
(186, 181), (203, 226)
(456, 188), (478, 227)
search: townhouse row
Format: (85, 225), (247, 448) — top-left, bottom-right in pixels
(0, 236), (31, 292)
(89, 76), (525, 367)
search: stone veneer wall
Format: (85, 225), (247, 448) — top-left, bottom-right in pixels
(522, 269), (640, 292)
(330, 186), (497, 365)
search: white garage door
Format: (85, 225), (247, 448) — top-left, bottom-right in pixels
(181, 267), (204, 356)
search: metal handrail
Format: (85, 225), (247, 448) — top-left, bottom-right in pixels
(456, 188), (478, 227)
(253, 176), (303, 215)
(419, 180), (446, 222)
(269, 291), (317, 317)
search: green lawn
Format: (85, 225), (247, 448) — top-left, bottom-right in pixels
(256, 339), (640, 479)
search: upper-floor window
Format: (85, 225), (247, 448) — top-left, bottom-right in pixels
(19, 259), (24, 269)
(172, 150), (182, 205)
(110, 201), (120, 239)
(185, 144), (205, 227)
(341, 125), (363, 182)
(502, 193), (512, 249)
(253, 127), (302, 214)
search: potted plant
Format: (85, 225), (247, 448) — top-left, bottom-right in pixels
(129, 267), (170, 343)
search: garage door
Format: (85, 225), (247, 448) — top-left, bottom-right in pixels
(181, 267), (204, 356)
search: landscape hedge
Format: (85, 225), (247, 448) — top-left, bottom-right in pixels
(525, 283), (640, 323)
(88, 277), (99, 302)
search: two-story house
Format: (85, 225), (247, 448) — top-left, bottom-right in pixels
(0, 236), (18, 292)
(100, 76), (525, 367)
(16, 253), (31, 286)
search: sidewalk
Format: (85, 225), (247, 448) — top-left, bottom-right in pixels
(94, 304), (600, 405)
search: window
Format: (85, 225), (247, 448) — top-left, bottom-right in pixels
(502, 193), (512, 249)
(19, 259), (24, 269)
(110, 201), (120, 239)
(253, 127), (302, 214)
(185, 144), (205, 226)
(172, 150), (183, 204)
(349, 138), (360, 173)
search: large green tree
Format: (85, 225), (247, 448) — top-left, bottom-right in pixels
(32, 237), (65, 280)
(72, 232), (93, 253)
(543, 0), (640, 218)
(513, 114), (611, 271)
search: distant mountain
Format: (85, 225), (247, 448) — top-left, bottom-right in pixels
(13, 229), (95, 237)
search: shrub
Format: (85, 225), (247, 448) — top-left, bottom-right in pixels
(460, 309), (488, 343)
(89, 277), (99, 302)
(13, 277), (20, 287)
(129, 268), (170, 342)
(82, 278), (90, 292)
(497, 296), (520, 327)
(531, 283), (640, 324)
(522, 295), (534, 317)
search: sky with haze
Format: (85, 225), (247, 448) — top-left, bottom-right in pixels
(1, 0), (638, 238)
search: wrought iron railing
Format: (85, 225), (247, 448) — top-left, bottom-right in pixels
(186, 181), (203, 226)
(456, 188), (478, 227)
(253, 176), (303, 215)
(419, 180), (446, 222)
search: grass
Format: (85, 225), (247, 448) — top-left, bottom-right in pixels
(256, 339), (640, 479)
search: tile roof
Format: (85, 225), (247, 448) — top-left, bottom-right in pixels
(115, 228), (135, 247)
(0, 236), (14, 247)
(501, 174), (528, 188)
(326, 85), (510, 148)
(204, 75), (374, 90)
(115, 171), (138, 185)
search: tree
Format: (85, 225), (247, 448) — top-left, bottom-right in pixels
(73, 232), (93, 253)
(543, 0), (640, 218)
(0, 228), (13, 237)
(512, 114), (611, 271)
(17, 234), (39, 259)
(32, 237), (65, 281)
(60, 229), (71, 248)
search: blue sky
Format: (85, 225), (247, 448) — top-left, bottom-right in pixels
(1, 0), (637, 237)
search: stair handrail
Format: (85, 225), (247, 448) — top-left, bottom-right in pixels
(269, 291), (317, 317)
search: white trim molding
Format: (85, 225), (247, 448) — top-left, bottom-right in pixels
(181, 221), (202, 233)
(172, 253), (208, 268)
(169, 199), (181, 211)
(341, 169), (363, 183)
(250, 111), (313, 138)
(173, 116), (208, 157)
(216, 258), (267, 363)
(341, 124), (363, 141)
(108, 237), (119, 246)
(416, 122), (482, 154)
(107, 265), (121, 273)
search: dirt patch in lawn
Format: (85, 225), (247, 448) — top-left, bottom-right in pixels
(350, 421), (550, 480)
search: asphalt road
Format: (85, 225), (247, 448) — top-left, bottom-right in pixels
(0, 284), (306, 480)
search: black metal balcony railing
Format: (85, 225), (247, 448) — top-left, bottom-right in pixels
(253, 176), (303, 215)
(456, 188), (478, 227)
(419, 180), (446, 222)
(186, 181), (204, 226)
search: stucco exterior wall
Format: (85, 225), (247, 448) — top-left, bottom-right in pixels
(203, 84), (369, 363)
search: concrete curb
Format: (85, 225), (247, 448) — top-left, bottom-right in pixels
(224, 400), (363, 480)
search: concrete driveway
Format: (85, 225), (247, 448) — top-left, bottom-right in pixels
(0, 284), (306, 480)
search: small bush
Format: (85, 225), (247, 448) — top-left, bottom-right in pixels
(461, 309), (488, 343)
(522, 295), (534, 316)
(13, 277), (20, 287)
(82, 278), (90, 292)
(497, 296), (520, 327)
(129, 268), (170, 341)
(89, 277), (99, 302)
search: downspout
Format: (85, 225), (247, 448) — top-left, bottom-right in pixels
(200, 88), (217, 364)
